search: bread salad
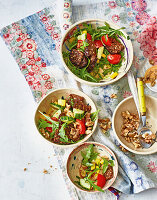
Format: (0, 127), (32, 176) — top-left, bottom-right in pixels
(63, 22), (128, 83)
(75, 144), (114, 192)
(37, 94), (99, 145)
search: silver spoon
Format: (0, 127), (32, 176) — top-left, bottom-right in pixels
(127, 71), (156, 148)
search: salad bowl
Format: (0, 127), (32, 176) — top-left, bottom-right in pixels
(34, 88), (98, 148)
(67, 142), (118, 192)
(61, 19), (133, 86)
(112, 95), (157, 154)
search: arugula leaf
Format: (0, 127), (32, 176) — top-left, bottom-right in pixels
(91, 109), (100, 121)
(86, 144), (94, 159)
(58, 123), (69, 143)
(85, 177), (104, 192)
(89, 152), (99, 162)
(108, 160), (114, 167)
(76, 176), (80, 180)
(38, 111), (59, 127)
(81, 151), (86, 159)
(68, 38), (77, 50)
(38, 119), (53, 129)
(38, 118), (57, 139)
(102, 158), (109, 174)
(81, 144), (94, 166)
(87, 168), (99, 178)
(82, 23), (95, 35)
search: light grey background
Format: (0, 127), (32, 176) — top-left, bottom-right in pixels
(0, 0), (157, 199)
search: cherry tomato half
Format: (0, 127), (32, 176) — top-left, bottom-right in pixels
(94, 40), (103, 48)
(101, 35), (111, 46)
(97, 174), (106, 188)
(51, 117), (58, 121)
(76, 119), (86, 134)
(77, 40), (83, 48)
(87, 33), (92, 40)
(46, 127), (52, 133)
(107, 54), (121, 64)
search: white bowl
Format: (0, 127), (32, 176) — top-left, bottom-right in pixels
(112, 95), (157, 154)
(34, 88), (98, 148)
(60, 18), (133, 86)
(66, 142), (118, 192)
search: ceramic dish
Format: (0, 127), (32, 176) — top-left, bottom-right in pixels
(66, 142), (118, 192)
(112, 95), (157, 154)
(146, 83), (157, 93)
(60, 18), (133, 86)
(34, 88), (98, 148)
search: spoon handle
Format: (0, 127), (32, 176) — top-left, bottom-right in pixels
(137, 77), (146, 127)
(137, 78), (146, 115)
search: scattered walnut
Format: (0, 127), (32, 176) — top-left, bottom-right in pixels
(64, 103), (74, 117)
(110, 94), (117, 99)
(119, 145), (128, 152)
(43, 169), (48, 174)
(85, 112), (94, 127)
(24, 168), (27, 171)
(149, 59), (155, 65)
(98, 118), (112, 133)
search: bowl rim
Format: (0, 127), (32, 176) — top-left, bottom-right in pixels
(34, 88), (98, 148)
(66, 141), (118, 193)
(60, 18), (133, 86)
(112, 95), (157, 155)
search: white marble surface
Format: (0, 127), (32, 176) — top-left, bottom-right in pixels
(0, 0), (157, 199)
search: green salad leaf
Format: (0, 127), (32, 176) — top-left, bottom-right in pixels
(84, 168), (104, 192)
(63, 52), (99, 83)
(102, 158), (115, 173)
(81, 144), (100, 166)
(102, 159), (109, 174)
(58, 123), (69, 143)
(38, 119), (53, 129)
(86, 178), (104, 192)
(91, 109), (100, 121)
(38, 111), (59, 127)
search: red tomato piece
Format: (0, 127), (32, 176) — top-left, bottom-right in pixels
(94, 40), (103, 48)
(97, 174), (106, 188)
(107, 54), (121, 64)
(76, 119), (86, 134)
(51, 117), (58, 121)
(87, 33), (92, 40)
(46, 127), (52, 132)
(101, 35), (111, 46)
(77, 40), (83, 48)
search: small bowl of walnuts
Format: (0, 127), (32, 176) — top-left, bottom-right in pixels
(112, 95), (157, 154)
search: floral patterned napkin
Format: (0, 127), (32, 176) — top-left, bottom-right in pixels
(1, 0), (157, 200)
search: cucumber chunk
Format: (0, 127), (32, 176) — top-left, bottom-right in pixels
(80, 179), (91, 190)
(73, 108), (84, 119)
